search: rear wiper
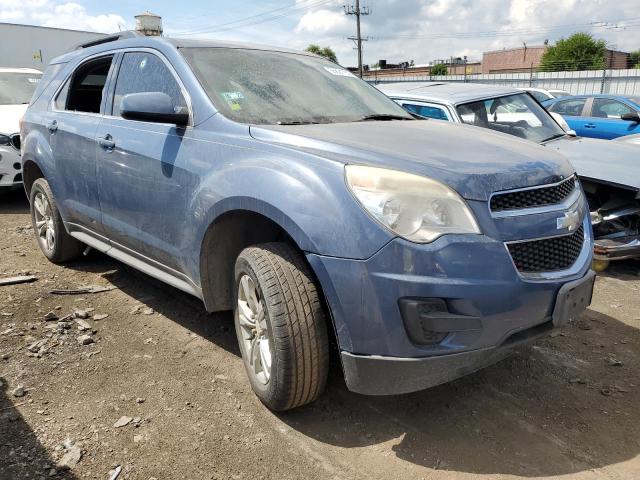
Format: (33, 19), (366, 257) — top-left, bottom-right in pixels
(358, 114), (413, 121)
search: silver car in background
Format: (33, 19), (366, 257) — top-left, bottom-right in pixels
(378, 82), (640, 270)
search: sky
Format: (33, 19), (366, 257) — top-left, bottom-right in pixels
(0, 0), (638, 67)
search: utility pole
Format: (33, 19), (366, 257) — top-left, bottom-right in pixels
(344, 1), (370, 78)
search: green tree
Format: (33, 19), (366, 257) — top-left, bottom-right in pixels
(631, 50), (640, 69)
(540, 32), (607, 71)
(431, 63), (448, 75)
(305, 44), (338, 63)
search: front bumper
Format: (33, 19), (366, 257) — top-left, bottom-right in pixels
(307, 217), (593, 395)
(0, 145), (22, 188)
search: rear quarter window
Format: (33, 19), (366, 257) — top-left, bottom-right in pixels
(30, 63), (64, 105)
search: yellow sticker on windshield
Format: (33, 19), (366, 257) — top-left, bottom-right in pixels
(221, 91), (244, 111)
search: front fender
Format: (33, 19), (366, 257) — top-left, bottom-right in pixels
(183, 147), (394, 281)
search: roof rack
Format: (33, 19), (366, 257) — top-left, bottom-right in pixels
(76, 31), (143, 50)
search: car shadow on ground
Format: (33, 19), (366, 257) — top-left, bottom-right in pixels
(0, 189), (29, 215)
(56, 251), (640, 477)
(0, 378), (78, 479)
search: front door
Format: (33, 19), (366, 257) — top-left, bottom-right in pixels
(587, 98), (640, 139)
(96, 51), (194, 271)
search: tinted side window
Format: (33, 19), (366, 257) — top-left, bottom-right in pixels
(113, 52), (186, 118)
(402, 103), (449, 120)
(592, 99), (634, 119)
(550, 98), (586, 116)
(62, 56), (113, 113)
(528, 91), (550, 103)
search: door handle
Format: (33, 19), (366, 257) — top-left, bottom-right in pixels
(47, 120), (58, 133)
(98, 134), (115, 150)
(584, 123), (596, 128)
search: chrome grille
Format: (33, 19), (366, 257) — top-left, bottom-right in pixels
(507, 225), (584, 273)
(490, 177), (576, 212)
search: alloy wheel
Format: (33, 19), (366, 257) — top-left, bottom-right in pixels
(33, 192), (55, 253)
(237, 274), (272, 385)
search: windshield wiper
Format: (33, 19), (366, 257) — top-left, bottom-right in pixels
(358, 114), (413, 121)
(541, 133), (567, 143)
(276, 120), (322, 125)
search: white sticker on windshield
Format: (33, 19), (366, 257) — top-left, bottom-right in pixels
(28, 78), (40, 83)
(323, 66), (356, 78)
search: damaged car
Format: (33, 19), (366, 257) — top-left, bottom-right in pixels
(379, 82), (640, 270)
(22, 33), (595, 410)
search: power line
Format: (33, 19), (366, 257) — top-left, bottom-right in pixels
(171, 0), (335, 36)
(366, 17), (640, 40)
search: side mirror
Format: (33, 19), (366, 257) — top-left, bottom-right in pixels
(120, 92), (189, 126)
(621, 112), (640, 123)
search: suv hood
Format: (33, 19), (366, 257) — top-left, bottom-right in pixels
(0, 104), (28, 134)
(250, 120), (573, 201)
(547, 136), (640, 191)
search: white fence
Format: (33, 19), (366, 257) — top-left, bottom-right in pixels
(366, 69), (640, 96)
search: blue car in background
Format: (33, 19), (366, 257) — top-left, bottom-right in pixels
(542, 94), (640, 140)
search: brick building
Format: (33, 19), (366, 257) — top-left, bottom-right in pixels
(482, 45), (631, 73)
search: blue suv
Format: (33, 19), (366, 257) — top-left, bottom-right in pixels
(21, 32), (595, 411)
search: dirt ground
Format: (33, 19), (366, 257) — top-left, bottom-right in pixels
(1, 189), (639, 480)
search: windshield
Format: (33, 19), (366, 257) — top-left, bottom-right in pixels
(456, 93), (566, 143)
(0, 72), (41, 105)
(180, 47), (412, 125)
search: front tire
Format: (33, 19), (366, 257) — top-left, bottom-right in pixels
(234, 243), (329, 411)
(29, 178), (83, 263)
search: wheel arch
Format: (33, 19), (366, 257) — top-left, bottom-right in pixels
(198, 200), (319, 313)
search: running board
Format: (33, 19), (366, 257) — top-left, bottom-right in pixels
(69, 231), (203, 300)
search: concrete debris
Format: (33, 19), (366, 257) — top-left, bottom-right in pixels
(77, 335), (94, 346)
(12, 385), (25, 397)
(108, 465), (122, 480)
(50, 285), (116, 295)
(74, 309), (90, 319)
(58, 444), (83, 470)
(609, 358), (623, 367)
(136, 397), (145, 404)
(75, 319), (92, 331)
(130, 305), (155, 315)
(0, 275), (38, 286)
(107, 465), (122, 480)
(93, 314), (109, 321)
(44, 311), (59, 321)
(113, 415), (133, 428)
(26, 339), (47, 353)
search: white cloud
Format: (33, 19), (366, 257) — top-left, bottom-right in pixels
(295, 8), (350, 34)
(288, 0), (640, 68)
(1, 1), (125, 32)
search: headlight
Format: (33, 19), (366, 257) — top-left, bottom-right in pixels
(345, 165), (481, 243)
(0, 134), (10, 146)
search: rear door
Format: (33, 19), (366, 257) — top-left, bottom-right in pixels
(547, 97), (588, 136)
(95, 50), (194, 271)
(586, 98), (640, 139)
(47, 54), (116, 234)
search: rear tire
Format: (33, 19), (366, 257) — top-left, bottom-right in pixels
(234, 242), (329, 411)
(29, 178), (83, 263)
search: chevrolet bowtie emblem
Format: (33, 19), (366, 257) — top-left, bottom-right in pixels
(557, 210), (580, 231)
